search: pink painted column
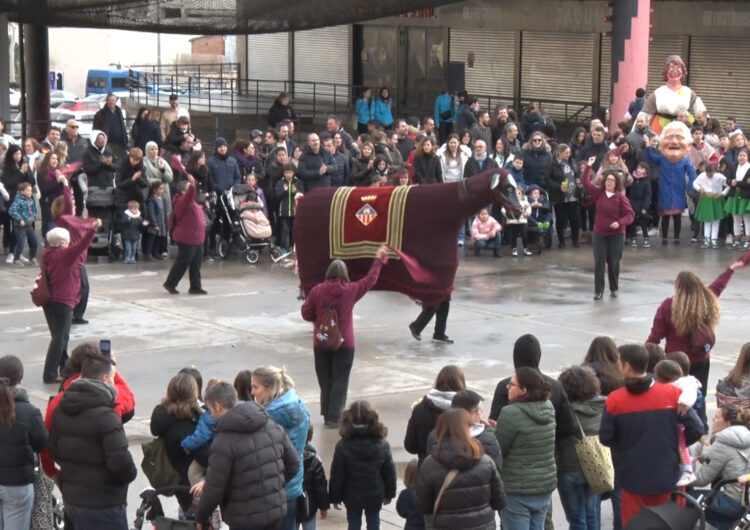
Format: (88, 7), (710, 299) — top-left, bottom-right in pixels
(609, 0), (651, 127)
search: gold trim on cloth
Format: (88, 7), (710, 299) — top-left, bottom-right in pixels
(329, 186), (412, 259)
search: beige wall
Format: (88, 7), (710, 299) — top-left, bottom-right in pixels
(48, 28), (195, 97)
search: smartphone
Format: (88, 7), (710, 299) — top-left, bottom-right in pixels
(99, 340), (112, 360)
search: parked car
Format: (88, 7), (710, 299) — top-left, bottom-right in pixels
(57, 99), (103, 112)
(50, 90), (80, 107)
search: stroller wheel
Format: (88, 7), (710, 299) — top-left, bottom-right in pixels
(217, 239), (230, 259)
(544, 231), (553, 249)
(246, 250), (260, 264)
(270, 247), (282, 260)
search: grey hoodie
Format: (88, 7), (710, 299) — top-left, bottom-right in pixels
(694, 424), (750, 502)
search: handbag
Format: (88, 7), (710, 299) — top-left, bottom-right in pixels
(30, 456), (55, 530)
(141, 437), (181, 489)
(433, 469), (459, 515)
(30, 257), (50, 307)
(573, 413), (614, 494)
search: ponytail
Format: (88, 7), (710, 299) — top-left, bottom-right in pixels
(0, 356), (23, 430)
(719, 403), (750, 430)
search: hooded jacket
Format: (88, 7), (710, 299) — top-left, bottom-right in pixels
(82, 130), (116, 188)
(416, 439), (505, 530)
(195, 401), (300, 527)
(49, 378), (137, 507)
(266, 388), (310, 501)
(405, 389), (458, 463)
(0, 387), (47, 486)
(555, 397), (606, 473)
(329, 426), (397, 511)
(207, 150), (242, 192)
(301, 257), (385, 348)
(496, 400), (557, 495)
(693, 425), (750, 502)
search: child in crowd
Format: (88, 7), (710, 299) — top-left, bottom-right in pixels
(274, 163), (303, 254)
(121, 200), (148, 264)
(396, 459), (425, 530)
(144, 182), (168, 261)
(245, 172), (268, 218)
(626, 162), (653, 248)
(7, 181), (38, 265)
(653, 357), (702, 486)
(373, 155), (389, 186)
(527, 184), (552, 246)
(299, 425), (330, 529)
(470, 207), (502, 257)
(507, 154), (526, 190)
(726, 148), (750, 249)
(397, 172), (411, 187)
(503, 187), (532, 256)
(693, 164), (728, 248)
(329, 400), (397, 530)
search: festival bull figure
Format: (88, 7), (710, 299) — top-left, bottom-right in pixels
(294, 170), (522, 306)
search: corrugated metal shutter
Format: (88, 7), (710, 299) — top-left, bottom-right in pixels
(293, 25), (350, 106)
(646, 36), (682, 94)
(599, 35), (611, 108)
(521, 32), (594, 120)
(690, 36), (750, 128)
(246, 32), (290, 102)
(449, 28), (515, 110)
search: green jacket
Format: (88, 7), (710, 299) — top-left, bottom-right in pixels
(496, 400), (557, 495)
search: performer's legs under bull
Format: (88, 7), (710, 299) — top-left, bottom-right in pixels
(409, 297), (452, 343)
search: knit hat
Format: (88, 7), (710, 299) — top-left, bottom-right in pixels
(513, 334), (542, 369)
(46, 227), (70, 247)
(215, 137), (228, 148)
(251, 129), (263, 139)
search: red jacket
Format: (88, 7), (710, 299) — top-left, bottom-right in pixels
(301, 258), (385, 348)
(55, 186), (97, 266)
(582, 166), (634, 236)
(172, 183), (206, 246)
(41, 372), (135, 477)
(647, 268), (733, 363)
(43, 227), (96, 307)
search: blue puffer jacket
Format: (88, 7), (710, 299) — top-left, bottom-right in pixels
(266, 389), (310, 500)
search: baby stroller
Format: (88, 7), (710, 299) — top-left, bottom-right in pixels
(215, 184), (283, 264)
(132, 486), (198, 530)
(625, 478), (750, 530)
(86, 184), (121, 261)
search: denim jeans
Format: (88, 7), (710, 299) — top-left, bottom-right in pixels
(689, 489), (745, 530)
(280, 497), (297, 530)
(501, 493), (552, 530)
(475, 234), (501, 250)
(13, 223), (38, 260)
(65, 502), (128, 530)
(0, 483), (33, 530)
(346, 507), (381, 530)
(123, 238), (139, 261)
(299, 516), (316, 530)
(42, 301), (73, 381)
(557, 471), (599, 530)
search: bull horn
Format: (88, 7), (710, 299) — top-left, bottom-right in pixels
(491, 173), (501, 190)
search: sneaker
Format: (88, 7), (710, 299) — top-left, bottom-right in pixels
(593, 292), (603, 300)
(676, 469), (696, 487)
(648, 227), (659, 236)
(511, 248), (518, 257)
(432, 335), (454, 344)
(523, 248), (533, 256)
(630, 238), (637, 247)
(712, 240), (719, 249)
(700, 241), (711, 249)
(643, 239), (651, 248)
(17, 256), (30, 265)
(14, 258), (24, 267)
(457, 240), (464, 247)
(744, 241), (750, 250)
(726, 234), (735, 246)
(160, 252), (169, 259)
(610, 290), (618, 298)
(29, 257), (38, 266)
(4, 254), (13, 264)
(72, 318), (89, 325)
(690, 236), (698, 244)
(408, 323), (421, 341)
(188, 288), (208, 295)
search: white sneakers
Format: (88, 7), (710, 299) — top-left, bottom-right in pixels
(4, 254), (13, 264)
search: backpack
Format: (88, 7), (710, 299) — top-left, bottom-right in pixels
(314, 305), (344, 351)
(141, 437), (181, 489)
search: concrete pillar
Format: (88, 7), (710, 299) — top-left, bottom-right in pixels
(22, 22), (50, 141)
(610, 0), (650, 127)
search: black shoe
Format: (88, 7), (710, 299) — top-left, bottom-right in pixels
(610, 290), (618, 298)
(558, 241), (566, 249)
(163, 282), (179, 295)
(72, 318), (89, 325)
(593, 292), (603, 300)
(142, 255), (153, 262)
(188, 288), (208, 295)
(324, 419), (340, 429)
(572, 241), (580, 248)
(43, 375), (63, 385)
(408, 323), (421, 341)
(432, 335), (454, 344)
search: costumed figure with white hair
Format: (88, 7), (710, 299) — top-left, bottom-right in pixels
(645, 121), (697, 244)
(39, 222), (100, 384)
(641, 55), (707, 134)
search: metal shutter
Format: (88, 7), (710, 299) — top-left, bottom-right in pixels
(449, 28), (515, 109)
(690, 36), (750, 128)
(646, 36), (682, 94)
(600, 34), (611, 108)
(246, 32), (290, 100)
(521, 32), (594, 120)
(293, 25), (350, 106)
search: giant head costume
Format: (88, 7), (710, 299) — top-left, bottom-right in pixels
(660, 121), (691, 163)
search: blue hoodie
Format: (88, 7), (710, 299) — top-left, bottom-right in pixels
(266, 388), (310, 500)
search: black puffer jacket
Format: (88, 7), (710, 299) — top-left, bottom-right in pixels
(349, 156), (376, 187)
(195, 401), (299, 528)
(427, 424), (502, 471)
(413, 154), (443, 185)
(301, 444), (330, 522)
(416, 441), (505, 530)
(329, 426), (397, 511)
(404, 390), (456, 463)
(150, 404), (208, 481)
(49, 378), (137, 507)
(0, 388), (47, 486)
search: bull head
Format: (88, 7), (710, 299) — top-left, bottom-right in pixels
(491, 169), (521, 213)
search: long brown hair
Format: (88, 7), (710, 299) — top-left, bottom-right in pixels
(582, 336), (623, 394)
(435, 408), (482, 460)
(162, 373), (201, 419)
(339, 400), (388, 439)
(0, 356), (23, 429)
(671, 271), (720, 337)
(726, 343), (750, 388)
